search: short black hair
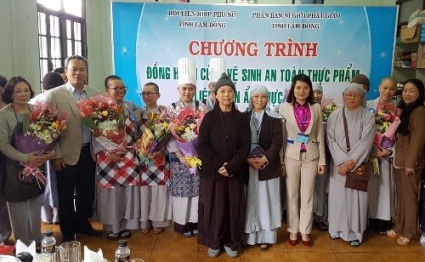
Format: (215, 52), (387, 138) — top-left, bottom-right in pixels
(65, 55), (88, 70)
(104, 75), (122, 89)
(286, 74), (315, 104)
(53, 67), (65, 74)
(144, 82), (159, 93)
(0, 75), (7, 88)
(1, 76), (35, 104)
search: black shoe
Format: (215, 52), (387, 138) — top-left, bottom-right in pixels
(77, 227), (103, 237)
(106, 231), (120, 240)
(86, 227), (103, 237)
(62, 234), (76, 243)
(119, 229), (132, 239)
(315, 221), (329, 231)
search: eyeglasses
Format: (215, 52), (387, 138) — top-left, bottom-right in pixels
(109, 86), (128, 92)
(140, 92), (158, 96)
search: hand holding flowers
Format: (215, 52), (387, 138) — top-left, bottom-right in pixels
(370, 102), (400, 175)
(373, 103), (400, 149)
(14, 102), (68, 187)
(77, 95), (124, 144)
(77, 95), (126, 156)
(135, 110), (172, 165)
(170, 106), (205, 174)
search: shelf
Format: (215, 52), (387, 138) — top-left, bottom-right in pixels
(395, 38), (421, 45)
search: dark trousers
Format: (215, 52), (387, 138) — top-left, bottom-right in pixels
(0, 194), (11, 243)
(56, 145), (96, 237)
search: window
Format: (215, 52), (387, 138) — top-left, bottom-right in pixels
(37, 0), (86, 82)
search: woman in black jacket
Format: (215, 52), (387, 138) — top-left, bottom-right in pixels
(243, 84), (284, 251)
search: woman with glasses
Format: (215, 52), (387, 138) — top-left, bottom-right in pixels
(93, 75), (140, 240)
(326, 83), (375, 247)
(135, 82), (171, 234)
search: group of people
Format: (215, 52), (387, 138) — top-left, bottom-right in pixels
(0, 55), (425, 259)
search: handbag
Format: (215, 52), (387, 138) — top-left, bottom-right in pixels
(1, 122), (45, 202)
(342, 108), (371, 192)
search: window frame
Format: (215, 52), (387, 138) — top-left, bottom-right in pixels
(37, 1), (87, 82)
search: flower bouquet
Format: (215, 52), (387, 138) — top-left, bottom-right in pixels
(370, 103), (400, 175)
(373, 103), (400, 149)
(13, 102), (67, 187)
(171, 106), (204, 174)
(321, 98), (339, 122)
(77, 95), (125, 155)
(135, 110), (173, 165)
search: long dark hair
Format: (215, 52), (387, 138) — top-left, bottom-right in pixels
(396, 79), (425, 135)
(286, 74), (314, 104)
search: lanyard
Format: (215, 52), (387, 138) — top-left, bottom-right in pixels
(251, 110), (264, 141)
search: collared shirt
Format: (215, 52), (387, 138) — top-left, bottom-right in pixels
(293, 102), (311, 150)
(68, 82), (91, 144)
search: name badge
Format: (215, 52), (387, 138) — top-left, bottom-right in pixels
(296, 133), (309, 143)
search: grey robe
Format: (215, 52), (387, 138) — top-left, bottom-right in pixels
(366, 98), (396, 221)
(326, 106), (375, 242)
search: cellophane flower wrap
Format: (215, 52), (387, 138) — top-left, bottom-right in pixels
(14, 102), (68, 187)
(371, 102), (401, 175)
(373, 103), (400, 148)
(171, 106), (205, 174)
(77, 95), (125, 155)
(321, 98), (339, 123)
(135, 110), (172, 165)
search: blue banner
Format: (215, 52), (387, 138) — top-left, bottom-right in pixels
(112, 3), (397, 109)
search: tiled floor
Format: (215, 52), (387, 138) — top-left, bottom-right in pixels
(36, 222), (425, 262)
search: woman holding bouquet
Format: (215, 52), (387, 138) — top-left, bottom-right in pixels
(198, 73), (251, 258)
(166, 57), (205, 237)
(366, 76), (398, 234)
(387, 79), (425, 246)
(278, 74), (326, 247)
(243, 85), (283, 251)
(0, 76), (54, 245)
(93, 75), (140, 240)
(135, 82), (170, 234)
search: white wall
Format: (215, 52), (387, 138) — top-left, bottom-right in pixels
(0, 0), (396, 92)
(0, 0), (40, 92)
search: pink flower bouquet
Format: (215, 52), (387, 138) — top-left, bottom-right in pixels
(14, 102), (68, 187)
(171, 106), (205, 174)
(373, 103), (400, 149)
